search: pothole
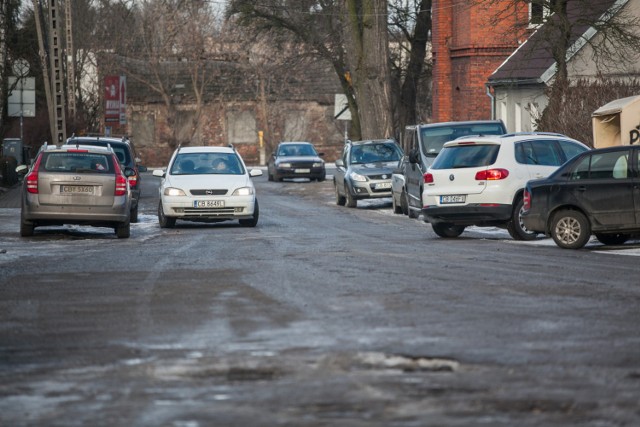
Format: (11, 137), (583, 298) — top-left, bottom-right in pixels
(355, 352), (459, 372)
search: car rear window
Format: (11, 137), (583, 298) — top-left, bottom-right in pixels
(431, 144), (500, 169)
(420, 123), (505, 156)
(42, 152), (115, 173)
(68, 140), (132, 165)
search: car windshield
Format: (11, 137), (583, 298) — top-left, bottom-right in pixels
(431, 145), (500, 169)
(43, 152), (114, 173)
(278, 144), (317, 157)
(350, 143), (402, 165)
(170, 152), (244, 175)
(420, 124), (505, 157)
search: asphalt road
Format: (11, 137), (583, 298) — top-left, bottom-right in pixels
(1, 171), (639, 426)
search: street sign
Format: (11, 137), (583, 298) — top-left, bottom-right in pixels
(8, 77), (36, 117)
(105, 75), (127, 125)
(334, 94), (351, 121)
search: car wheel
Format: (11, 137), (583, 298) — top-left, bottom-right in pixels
(344, 183), (357, 208)
(507, 197), (538, 241)
(392, 193), (403, 214)
(20, 209), (34, 237)
(115, 220), (130, 238)
(400, 189), (409, 215)
(551, 209), (590, 249)
(317, 174), (326, 182)
(240, 199), (259, 227)
(431, 223), (465, 238)
(335, 181), (346, 206)
(158, 201), (176, 228)
(595, 233), (630, 246)
(130, 205), (139, 223)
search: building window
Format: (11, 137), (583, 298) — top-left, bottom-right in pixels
(529, 1), (550, 27)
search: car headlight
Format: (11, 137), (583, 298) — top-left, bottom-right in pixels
(232, 187), (254, 196)
(164, 187), (186, 196)
(313, 162), (323, 168)
(279, 162), (292, 168)
(349, 171), (367, 182)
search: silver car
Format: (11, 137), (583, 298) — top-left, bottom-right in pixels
(17, 144), (132, 238)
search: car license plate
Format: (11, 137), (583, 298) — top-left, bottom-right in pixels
(375, 182), (392, 189)
(61, 185), (93, 194)
(440, 195), (466, 204)
(194, 200), (225, 208)
(295, 169), (311, 173)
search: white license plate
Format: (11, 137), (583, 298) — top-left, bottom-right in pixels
(375, 182), (392, 189)
(295, 169), (311, 173)
(440, 195), (466, 204)
(194, 200), (225, 208)
(61, 185), (93, 194)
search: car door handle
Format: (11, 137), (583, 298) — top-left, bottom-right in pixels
(576, 186), (587, 191)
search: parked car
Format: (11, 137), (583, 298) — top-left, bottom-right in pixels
(522, 144), (640, 249)
(422, 132), (590, 239)
(334, 139), (404, 208)
(65, 136), (144, 223)
(16, 143), (132, 238)
(267, 141), (326, 182)
(153, 146), (262, 228)
(391, 156), (408, 215)
(402, 120), (508, 218)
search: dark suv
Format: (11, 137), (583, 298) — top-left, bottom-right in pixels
(65, 136), (143, 222)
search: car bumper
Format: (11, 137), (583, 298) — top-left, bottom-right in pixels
(161, 195), (256, 220)
(275, 167), (325, 179)
(349, 179), (393, 199)
(422, 204), (512, 225)
(23, 199), (130, 225)
(521, 211), (547, 233)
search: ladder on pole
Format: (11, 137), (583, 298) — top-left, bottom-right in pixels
(65, 0), (75, 119)
(48, 0), (67, 144)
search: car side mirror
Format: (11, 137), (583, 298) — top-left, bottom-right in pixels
(15, 164), (29, 175)
(409, 150), (420, 164)
(318, 152), (325, 157)
(152, 169), (165, 178)
(137, 165), (147, 172)
(124, 167), (136, 177)
(335, 159), (344, 167)
(249, 169), (263, 177)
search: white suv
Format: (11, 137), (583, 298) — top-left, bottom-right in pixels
(421, 132), (589, 239)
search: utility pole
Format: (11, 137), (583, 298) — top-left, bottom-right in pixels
(47, 0), (67, 144)
(65, 0), (76, 120)
(32, 0), (55, 142)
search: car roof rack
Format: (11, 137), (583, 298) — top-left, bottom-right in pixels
(500, 132), (566, 138)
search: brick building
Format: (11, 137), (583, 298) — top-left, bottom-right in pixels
(431, 0), (529, 122)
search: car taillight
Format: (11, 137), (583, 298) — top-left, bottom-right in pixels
(112, 155), (128, 196)
(25, 155), (43, 194)
(127, 174), (138, 188)
(423, 172), (434, 183)
(523, 189), (531, 210)
(475, 169), (509, 181)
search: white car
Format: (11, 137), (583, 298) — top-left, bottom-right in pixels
(421, 132), (589, 240)
(153, 146), (263, 228)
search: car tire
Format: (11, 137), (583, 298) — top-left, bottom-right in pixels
(392, 193), (403, 214)
(20, 210), (34, 237)
(507, 197), (538, 241)
(240, 199), (259, 227)
(344, 183), (357, 208)
(115, 220), (130, 238)
(400, 189), (409, 216)
(595, 233), (629, 246)
(551, 209), (590, 249)
(335, 181), (346, 206)
(130, 205), (139, 224)
(317, 174), (326, 182)
(158, 201), (176, 228)
(432, 223), (465, 238)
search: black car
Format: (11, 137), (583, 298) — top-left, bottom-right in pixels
(333, 139), (404, 208)
(522, 145), (640, 249)
(65, 136), (144, 222)
(267, 142), (326, 182)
